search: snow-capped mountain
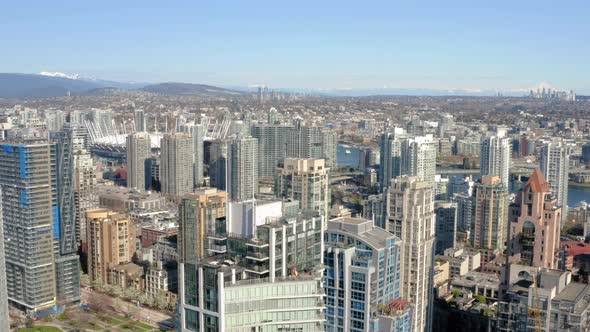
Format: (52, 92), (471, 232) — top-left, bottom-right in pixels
(39, 71), (81, 80)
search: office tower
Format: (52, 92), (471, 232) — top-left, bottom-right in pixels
(275, 158), (330, 223)
(126, 132), (152, 191)
(435, 201), (457, 254)
(209, 139), (228, 191)
(471, 176), (509, 263)
(49, 131), (81, 305)
(321, 130), (338, 167)
(480, 133), (511, 189)
(178, 210), (325, 331)
(507, 169), (561, 268)
(178, 188), (227, 261)
(540, 139), (570, 223)
(134, 109), (146, 132)
(401, 134), (437, 187)
(0, 189), (10, 331)
(385, 176), (435, 332)
(161, 133), (194, 196)
(379, 128), (405, 189)
(86, 208), (136, 283)
(324, 217), (410, 331)
(64, 123), (89, 151)
(227, 137), (258, 202)
(73, 146), (97, 245)
(582, 142), (590, 166)
(453, 192), (473, 232)
(251, 124), (291, 178)
(0, 140), (57, 312)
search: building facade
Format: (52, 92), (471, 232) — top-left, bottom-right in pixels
(126, 132), (151, 191)
(540, 139), (570, 224)
(507, 169), (561, 269)
(385, 176), (435, 332)
(480, 134), (511, 190)
(227, 137), (258, 202)
(161, 133), (194, 196)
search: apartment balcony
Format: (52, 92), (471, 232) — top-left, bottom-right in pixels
(208, 244), (227, 254)
(246, 252), (270, 261)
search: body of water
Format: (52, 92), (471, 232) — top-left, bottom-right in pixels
(336, 144), (589, 207)
(337, 144), (361, 168)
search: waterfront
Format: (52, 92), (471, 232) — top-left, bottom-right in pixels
(336, 144), (590, 207)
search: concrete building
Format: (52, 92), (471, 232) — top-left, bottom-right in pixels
(471, 176), (509, 264)
(0, 188), (11, 330)
(286, 123), (323, 160)
(438, 247), (481, 278)
(73, 147), (98, 245)
(480, 133), (511, 189)
(86, 208), (137, 283)
(145, 260), (177, 297)
(126, 132), (151, 191)
(178, 188), (227, 262)
(453, 192), (473, 232)
(507, 169), (561, 269)
(321, 130), (338, 167)
(275, 158), (330, 224)
(324, 217), (409, 332)
(161, 133), (194, 196)
(209, 139), (228, 191)
(497, 268), (582, 332)
(435, 201), (458, 254)
(227, 137), (258, 202)
(134, 109), (146, 132)
(0, 139), (57, 312)
(179, 123), (206, 188)
(401, 134), (437, 187)
(386, 176), (435, 332)
(251, 124), (291, 178)
(363, 193), (386, 229)
(379, 128), (406, 190)
(97, 185), (166, 212)
(540, 139), (570, 224)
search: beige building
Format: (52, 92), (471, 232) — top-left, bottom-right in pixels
(86, 208), (137, 283)
(178, 188), (227, 263)
(97, 185), (166, 212)
(471, 175), (508, 263)
(275, 158), (330, 223)
(507, 169), (561, 268)
(386, 176), (435, 332)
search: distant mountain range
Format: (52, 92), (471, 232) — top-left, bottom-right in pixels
(0, 73), (244, 99)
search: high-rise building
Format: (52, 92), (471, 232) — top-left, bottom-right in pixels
(321, 130), (338, 167)
(161, 133), (194, 196)
(126, 132), (152, 191)
(145, 156), (161, 191)
(178, 188), (227, 262)
(275, 158), (330, 223)
(0, 188), (11, 331)
(453, 192), (473, 232)
(227, 137), (258, 202)
(324, 217), (410, 331)
(73, 147), (97, 245)
(385, 176), (435, 332)
(540, 139), (570, 224)
(379, 128), (406, 190)
(287, 122), (323, 159)
(507, 169), (561, 269)
(435, 201), (458, 254)
(251, 124), (291, 178)
(401, 134), (437, 187)
(134, 109), (146, 132)
(480, 133), (512, 190)
(178, 208), (325, 331)
(471, 176), (509, 263)
(209, 139), (228, 191)
(0, 139), (57, 312)
(363, 193), (386, 229)
(50, 131), (81, 305)
(86, 208), (136, 283)
(179, 123), (206, 188)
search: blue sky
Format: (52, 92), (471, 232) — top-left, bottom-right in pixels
(1, 1), (588, 92)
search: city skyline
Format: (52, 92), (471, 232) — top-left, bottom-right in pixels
(1, 1), (589, 93)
